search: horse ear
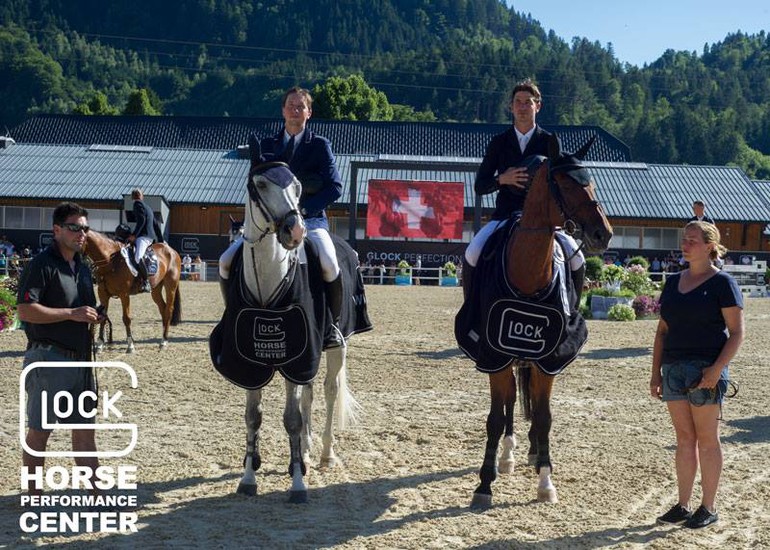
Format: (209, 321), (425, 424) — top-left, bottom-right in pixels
(574, 134), (597, 160)
(248, 133), (262, 167)
(548, 133), (562, 160)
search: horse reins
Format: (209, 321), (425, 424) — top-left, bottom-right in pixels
(242, 170), (304, 307)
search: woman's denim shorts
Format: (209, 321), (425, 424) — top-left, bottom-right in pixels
(661, 359), (729, 405)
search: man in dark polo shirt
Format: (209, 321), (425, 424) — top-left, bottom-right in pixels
(17, 201), (104, 494)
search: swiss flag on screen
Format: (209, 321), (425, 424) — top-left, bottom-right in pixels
(366, 180), (464, 239)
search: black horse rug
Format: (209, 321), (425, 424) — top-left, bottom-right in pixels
(210, 235), (372, 389)
(455, 221), (587, 375)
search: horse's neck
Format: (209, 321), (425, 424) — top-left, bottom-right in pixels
(242, 237), (293, 306)
(507, 232), (554, 295)
(507, 177), (557, 295)
(88, 232), (120, 264)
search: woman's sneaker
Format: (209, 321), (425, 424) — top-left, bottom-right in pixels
(684, 505), (718, 529)
(656, 503), (692, 525)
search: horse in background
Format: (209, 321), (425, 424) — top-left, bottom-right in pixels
(210, 136), (371, 502)
(456, 134), (612, 508)
(84, 229), (182, 353)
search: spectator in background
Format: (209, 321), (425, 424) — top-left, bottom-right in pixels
(193, 255), (203, 281)
(690, 200), (715, 225)
(414, 255), (422, 286)
(182, 254), (192, 279)
(0, 235), (10, 255)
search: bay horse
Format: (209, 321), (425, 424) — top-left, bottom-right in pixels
(83, 229), (182, 353)
(458, 134), (612, 508)
(210, 136), (370, 502)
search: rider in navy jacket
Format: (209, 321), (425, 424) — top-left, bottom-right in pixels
(259, 128), (342, 221)
(129, 188), (157, 292)
(219, 87), (345, 347)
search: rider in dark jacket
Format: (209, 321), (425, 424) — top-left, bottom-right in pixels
(128, 188), (157, 292)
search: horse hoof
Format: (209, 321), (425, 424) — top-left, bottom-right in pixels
(236, 482), (257, 496)
(498, 459), (514, 474)
(126, 348), (135, 354)
(288, 490), (308, 504)
(537, 488), (558, 503)
(320, 456), (341, 469)
(470, 493), (492, 510)
(159, 340), (168, 350)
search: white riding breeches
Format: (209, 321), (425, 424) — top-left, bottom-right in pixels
(307, 227), (340, 282)
(464, 220), (506, 267)
(134, 236), (153, 264)
(464, 220), (584, 271)
(218, 228), (340, 282)
(219, 236), (242, 280)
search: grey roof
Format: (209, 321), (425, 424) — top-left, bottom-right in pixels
(2, 144), (770, 223)
(753, 179), (770, 205)
(589, 163), (770, 222)
(0, 144), (248, 205)
(10, 114), (631, 162)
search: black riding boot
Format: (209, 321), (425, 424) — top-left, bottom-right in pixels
(572, 264), (586, 310)
(461, 261), (475, 301)
(137, 261), (152, 293)
(325, 274), (344, 348)
(219, 276), (231, 305)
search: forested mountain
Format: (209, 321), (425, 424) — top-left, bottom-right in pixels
(2, 0), (769, 176)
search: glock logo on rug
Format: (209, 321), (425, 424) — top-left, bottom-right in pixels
(235, 306), (309, 366)
(486, 299), (565, 360)
(254, 317), (286, 340)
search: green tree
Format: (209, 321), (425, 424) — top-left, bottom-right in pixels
(0, 25), (66, 128)
(391, 104), (436, 122)
(123, 88), (161, 116)
(311, 74), (393, 121)
(73, 91), (119, 115)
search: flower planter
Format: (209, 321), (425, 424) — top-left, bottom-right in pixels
(440, 276), (459, 287)
(590, 295), (633, 320)
(395, 274), (412, 286)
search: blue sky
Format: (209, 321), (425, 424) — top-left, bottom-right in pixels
(508, 0), (769, 66)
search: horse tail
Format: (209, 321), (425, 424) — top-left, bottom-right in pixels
(171, 287), (182, 325)
(332, 350), (362, 430)
(517, 364), (533, 421)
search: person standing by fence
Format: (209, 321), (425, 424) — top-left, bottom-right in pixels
(650, 221), (743, 529)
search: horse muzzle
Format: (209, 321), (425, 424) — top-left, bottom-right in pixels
(278, 213), (305, 250)
(582, 226), (613, 254)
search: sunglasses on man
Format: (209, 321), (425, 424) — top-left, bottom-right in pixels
(58, 223), (90, 233)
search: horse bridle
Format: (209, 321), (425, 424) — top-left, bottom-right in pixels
(244, 166), (302, 245)
(545, 161), (602, 243)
